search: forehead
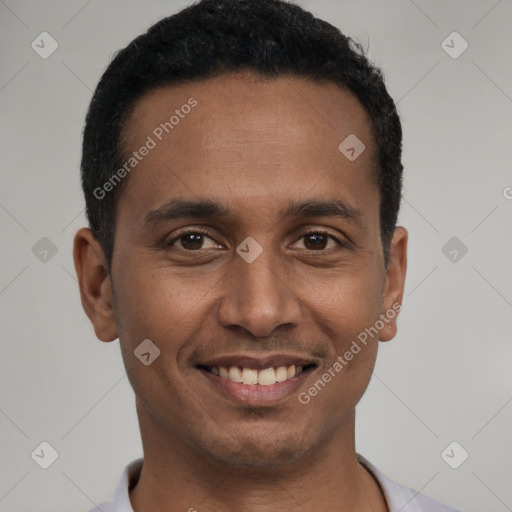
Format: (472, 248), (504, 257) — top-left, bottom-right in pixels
(123, 70), (375, 155)
(118, 71), (378, 227)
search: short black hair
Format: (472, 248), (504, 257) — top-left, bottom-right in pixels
(81, 0), (403, 270)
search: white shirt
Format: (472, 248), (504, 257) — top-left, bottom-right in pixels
(89, 455), (460, 512)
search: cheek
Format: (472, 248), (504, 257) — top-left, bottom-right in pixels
(113, 263), (213, 340)
(112, 265), (202, 415)
(300, 266), (383, 392)
(302, 284), (380, 419)
(302, 263), (383, 329)
(112, 260), (221, 396)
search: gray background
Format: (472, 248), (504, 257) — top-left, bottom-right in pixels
(1, 0), (511, 511)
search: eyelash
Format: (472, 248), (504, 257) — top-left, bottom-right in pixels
(166, 228), (215, 247)
(166, 228), (346, 251)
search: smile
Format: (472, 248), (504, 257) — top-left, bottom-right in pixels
(197, 359), (317, 404)
(206, 365), (305, 385)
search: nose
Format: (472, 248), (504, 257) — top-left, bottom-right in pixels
(217, 246), (303, 338)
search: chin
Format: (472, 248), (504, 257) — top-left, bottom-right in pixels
(201, 431), (314, 470)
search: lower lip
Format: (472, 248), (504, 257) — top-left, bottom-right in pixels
(198, 368), (314, 405)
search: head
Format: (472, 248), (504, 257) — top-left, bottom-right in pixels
(74, 0), (407, 470)
(81, 0), (403, 272)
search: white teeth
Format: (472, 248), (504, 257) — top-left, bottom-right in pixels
(241, 367), (258, 385)
(258, 368), (276, 386)
(210, 365), (305, 385)
(275, 366), (288, 382)
(229, 366), (243, 382)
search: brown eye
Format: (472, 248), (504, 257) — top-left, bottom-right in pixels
(167, 230), (221, 251)
(299, 232), (339, 251)
(304, 233), (327, 250)
(179, 233), (205, 250)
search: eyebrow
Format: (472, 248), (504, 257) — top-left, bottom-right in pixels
(280, 199), (362, 225)
(144, 198), (231, 227)
(143, 197), (362, 227)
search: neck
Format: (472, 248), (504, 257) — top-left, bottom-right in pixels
(129, 399), (387, 512)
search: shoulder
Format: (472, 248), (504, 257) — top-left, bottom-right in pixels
(88, 458), (143, 512)
(357, 454), (461, 512)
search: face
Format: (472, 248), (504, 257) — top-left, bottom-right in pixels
(75, 70), (407, 469)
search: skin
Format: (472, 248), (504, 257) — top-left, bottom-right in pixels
(74, 70), (407, 512)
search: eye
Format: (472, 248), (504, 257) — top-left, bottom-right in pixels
(167, 229), (222, 251)
(294, 231), (342, 251)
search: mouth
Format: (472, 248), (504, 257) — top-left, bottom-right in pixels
(196, 356), (318, 404)
(198, 364), (316, 385)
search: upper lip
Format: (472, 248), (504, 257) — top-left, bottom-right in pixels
(197, 354), (318, 370)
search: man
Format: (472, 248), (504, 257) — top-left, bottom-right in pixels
(73, 0), (460, 510)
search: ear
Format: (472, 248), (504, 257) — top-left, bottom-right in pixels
(73, 227), (118, 342)
(379, 226), (408, 342)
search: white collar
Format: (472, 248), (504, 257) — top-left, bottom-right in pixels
(90, 455), (459, 512)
